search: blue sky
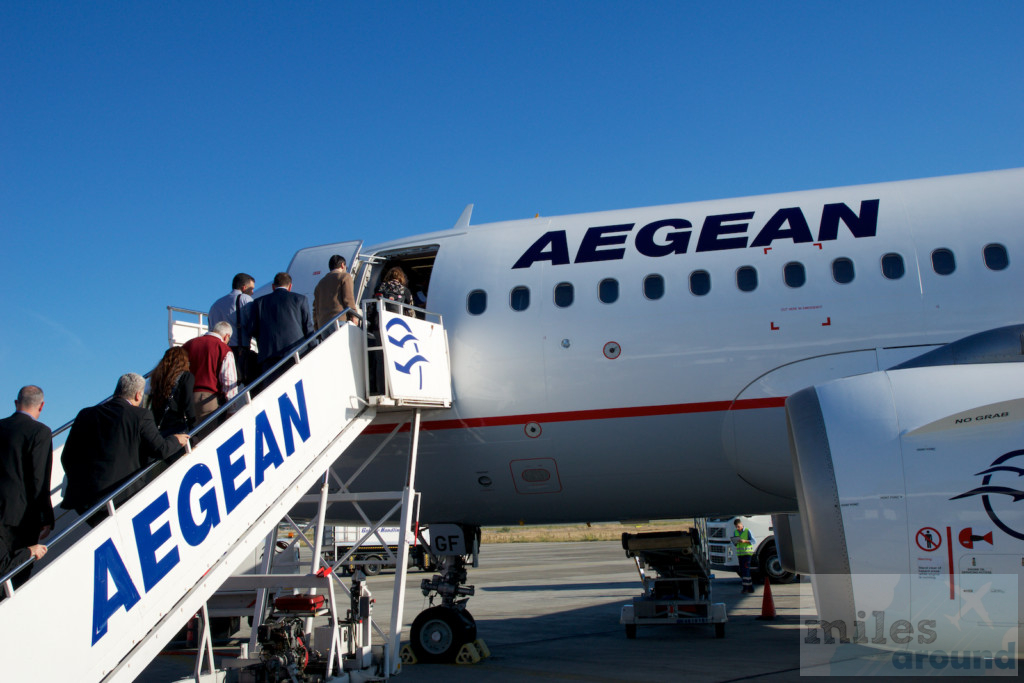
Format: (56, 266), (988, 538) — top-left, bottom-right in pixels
(2, 2), (1022, 431)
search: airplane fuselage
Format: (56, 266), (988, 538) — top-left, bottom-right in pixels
(327, 168), (1024, 526)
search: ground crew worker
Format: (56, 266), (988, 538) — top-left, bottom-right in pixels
(732, 517), (756, 593)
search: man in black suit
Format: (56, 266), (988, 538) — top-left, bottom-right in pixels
(60, 374), (188, 525)
(0, 385), (54, 585)
(246, 272), (315, 379)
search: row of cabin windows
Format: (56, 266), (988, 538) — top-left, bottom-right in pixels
(466, 244), (1010, 315)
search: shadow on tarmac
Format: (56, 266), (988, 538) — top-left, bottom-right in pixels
(481, 580), (638, 593)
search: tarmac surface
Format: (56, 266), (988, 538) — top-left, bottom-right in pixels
(386, 541), (804, 683)
(138, 541), (992, 682)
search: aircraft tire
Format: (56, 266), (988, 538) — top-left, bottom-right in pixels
(461, 609), (477, 642)
(410, 606), (475, 663)
(757, 541), (796, 584)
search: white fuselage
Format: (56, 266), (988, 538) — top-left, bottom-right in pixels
(319, 168), (1024, 525)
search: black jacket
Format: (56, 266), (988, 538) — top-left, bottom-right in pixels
(151, 371), (196, 437)
(60, 397), (181, 513)
(0, 412), (54, 532)
(0, 524), (31, 577)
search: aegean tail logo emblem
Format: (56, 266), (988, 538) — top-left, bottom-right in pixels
(950, 449), (1024, 540)
(386, 318), (428, 388)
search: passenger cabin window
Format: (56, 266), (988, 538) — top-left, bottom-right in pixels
(467, 289), (487, 315)
(554, 282), (574, 308)
(881, 253), (905, 280)
(510, 286), (530, 311)
(783, 262), (806, 288)
(598, 278), (618, 304)
(689, 270), (710, 296)
(984, 243), (1009, 271)
(832, 258), (855, 284)
(736, 266), (758, 292)
(931, 248), (956, 275)
(644, 274), (664, 300)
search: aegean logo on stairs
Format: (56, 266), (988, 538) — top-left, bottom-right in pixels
(91, 381), (311, 645)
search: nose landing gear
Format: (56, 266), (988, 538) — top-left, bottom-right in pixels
(410, 605), (476, 662)
(408, 525), (481, 663)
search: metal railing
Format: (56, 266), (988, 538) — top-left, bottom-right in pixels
(361, 297), (442, 403)
(167, 306), (208, 348)
(44, 370), (158, 511)
(0, 307), (363, 596)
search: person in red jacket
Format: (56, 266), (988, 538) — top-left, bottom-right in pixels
(182, 320), (239, 423)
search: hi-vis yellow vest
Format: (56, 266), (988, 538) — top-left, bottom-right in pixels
(733, 528), (753, 556)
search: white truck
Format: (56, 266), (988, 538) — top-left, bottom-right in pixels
(324, 525), (432, 576)
(705, 515), (797, 584)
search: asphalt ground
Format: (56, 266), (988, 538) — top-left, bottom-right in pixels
(139, 541), (1001, 682)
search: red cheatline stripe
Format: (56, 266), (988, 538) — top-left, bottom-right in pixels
(363, 396), (787, 434)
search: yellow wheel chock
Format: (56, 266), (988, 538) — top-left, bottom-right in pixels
(455, 638), (491, 664)
(455, 642), (481, 664)
(399, 644), (417, 665)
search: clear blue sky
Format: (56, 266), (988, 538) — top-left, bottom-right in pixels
(2, 1), (1022, 431)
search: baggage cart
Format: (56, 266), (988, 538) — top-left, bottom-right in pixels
(619, 521), (727, 639)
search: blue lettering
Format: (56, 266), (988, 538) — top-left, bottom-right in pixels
(132, 492), (180, 592)
(178, 463), (221, 547)
(512, 231), (570, 269)
(818, 200), (880, 241)
(634, 219), (691, 257)
(574, 224), (633, 263)
(695, 212), (754, 252)
(254, 411), (284, 487)
(510, 200), (880, 268)
(750, 207), (813, 247)
(279, 381), (311, 456)
(217, 429), (252, 514)
(92, 539), (141, 645)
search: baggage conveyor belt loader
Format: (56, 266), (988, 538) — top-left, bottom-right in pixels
(619, 521), (727, 640)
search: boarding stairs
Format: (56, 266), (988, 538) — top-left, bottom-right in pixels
(0, 303), (452, 682)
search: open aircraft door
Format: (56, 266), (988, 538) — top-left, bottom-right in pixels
(285, 240), (363, 302)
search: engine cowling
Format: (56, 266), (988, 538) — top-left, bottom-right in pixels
(786, 362), (1024, 660)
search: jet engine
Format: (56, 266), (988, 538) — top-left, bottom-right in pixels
(786, 361), (1024, 658)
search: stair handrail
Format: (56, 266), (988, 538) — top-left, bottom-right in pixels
(1, 458), (164, 597)
(0, 307), (363, 593)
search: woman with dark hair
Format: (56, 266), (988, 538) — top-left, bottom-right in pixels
(149, 346), (197, 437)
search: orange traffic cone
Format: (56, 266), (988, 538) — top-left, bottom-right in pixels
(756, 576), (776, 620)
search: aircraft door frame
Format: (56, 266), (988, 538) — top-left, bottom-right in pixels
(285, 239), (364, 303)
(354, 244), (441, 309)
